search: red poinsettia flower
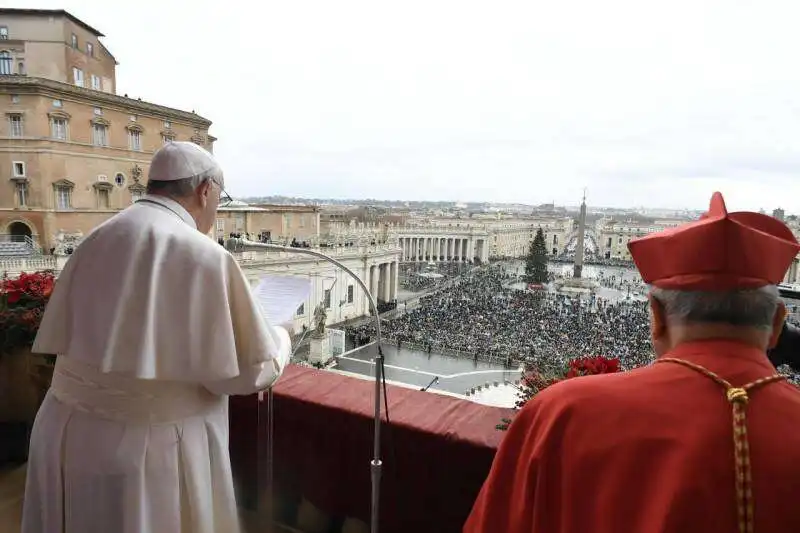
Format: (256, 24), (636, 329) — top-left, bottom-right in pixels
(1, 270), (56, 355)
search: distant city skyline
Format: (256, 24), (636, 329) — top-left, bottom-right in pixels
(238, 194), (748, 216)
(28, 0), (800, 212)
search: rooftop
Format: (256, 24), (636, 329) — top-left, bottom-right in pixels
(0, 76), (212, 127)
(0, 8), (105, 38)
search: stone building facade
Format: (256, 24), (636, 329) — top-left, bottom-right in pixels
(236, 244), (401, 327)
(0, 9), (214, 252)
(594, 217), (684, 261)
(215, 201), (321, 243)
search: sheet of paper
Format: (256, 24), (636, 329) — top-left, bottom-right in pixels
(252, 275), (312, 326)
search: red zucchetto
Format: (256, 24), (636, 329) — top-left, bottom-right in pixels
(628, 192), (800, 291)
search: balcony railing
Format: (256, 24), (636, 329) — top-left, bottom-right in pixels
(0, 256), (67, 277)
(0, 234), (41, 255)
(229, 365), (510, 533)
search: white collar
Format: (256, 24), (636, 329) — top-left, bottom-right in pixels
(138, 194), (197, 229)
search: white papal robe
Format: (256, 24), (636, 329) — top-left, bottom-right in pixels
(22, 194), (291, 533)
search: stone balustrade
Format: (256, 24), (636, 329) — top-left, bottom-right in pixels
(0, 256), (68, 277)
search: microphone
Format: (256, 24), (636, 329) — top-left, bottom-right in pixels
(421, 376), (439, 391)
(227, 238), (387, 533)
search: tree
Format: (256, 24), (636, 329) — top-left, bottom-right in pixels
(524, 228), (549, 284)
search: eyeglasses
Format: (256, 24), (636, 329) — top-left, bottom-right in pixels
(214, 180), (233, 204)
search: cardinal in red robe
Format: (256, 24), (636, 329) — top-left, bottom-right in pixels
(465, 192), (800, 533)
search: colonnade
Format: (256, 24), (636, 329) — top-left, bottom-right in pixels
(367, 260), (399, 304)
(398, 236), (486, 263)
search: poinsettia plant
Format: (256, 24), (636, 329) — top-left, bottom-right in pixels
(0, 271), (55, 356)
(497, 355), (622, 430)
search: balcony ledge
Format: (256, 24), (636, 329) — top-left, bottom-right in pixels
(230, 364), (511, 533)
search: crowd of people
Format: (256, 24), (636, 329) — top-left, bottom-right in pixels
(399, 261), (473, 292)
(348, 261), (800, 383)
(351, 263), (654, 371)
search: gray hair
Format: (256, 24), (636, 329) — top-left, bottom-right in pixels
(649, 285), (780, 329)
(145, 167), (224, 198)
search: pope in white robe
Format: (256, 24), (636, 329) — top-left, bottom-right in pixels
(21, 142), (292, 533)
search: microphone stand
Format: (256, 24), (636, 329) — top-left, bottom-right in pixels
(230, 239), (386, 533)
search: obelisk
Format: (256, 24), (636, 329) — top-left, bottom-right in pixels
(573, 190), (587, 279)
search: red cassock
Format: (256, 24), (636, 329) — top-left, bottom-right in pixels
(464, 340), (800, 533)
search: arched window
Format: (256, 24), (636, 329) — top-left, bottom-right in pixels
(0, 51), (11, 75)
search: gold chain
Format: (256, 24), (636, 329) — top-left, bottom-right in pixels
(657, 357), (785, 533)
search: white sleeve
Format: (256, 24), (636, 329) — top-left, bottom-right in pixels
(203, 325), (292, 396)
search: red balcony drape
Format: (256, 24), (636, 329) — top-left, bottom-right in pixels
(230, 365), (511, 532)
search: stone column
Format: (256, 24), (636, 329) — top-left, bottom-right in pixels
(381, 263), (391, 301)
(390, 261), (398, 300)
(447, 238), (453, 261)
(370, 264), (380, 302)
(462, 239), (467, 262)
(468, 239), (475, 262)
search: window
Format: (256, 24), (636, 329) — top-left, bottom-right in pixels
(92, 124), (108, 146)
(114, 173), (126, 187)
(90, 74), (101, 91)
(55, 186), (72, 210)
(164, 121), (171, 128)
(97, 188), (110, 209)
(216, 219), (225, 232)
(10, 94), (19, 104)
(8, 115), (22, 137)
(0, 51), (10, 75)
(72, 67), (84, 87)
(71, 34), (78, 48)
(347, 285), (354, 304)
(296, 303), (305, 317)
(86, 42), (93, 56)
(15, 182), (27, 207)
(93, 107), (102, 115)
(162, 133), (175, 144)
(17, 61), (24, 75)
(128, 129), (141, 151)
(324, 289), (332, 309)
(52, 99), (62, 107)
(51, 117), (68, 140)
(12, 161), (25, 177)
(0, 26), (7, 40)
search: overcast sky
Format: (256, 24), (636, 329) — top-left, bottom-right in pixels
(12, 0), (800, 211)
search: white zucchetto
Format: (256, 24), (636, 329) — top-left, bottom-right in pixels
(148, 141), (221, 182)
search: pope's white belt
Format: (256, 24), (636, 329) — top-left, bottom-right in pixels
(49, 356), (223, 424)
